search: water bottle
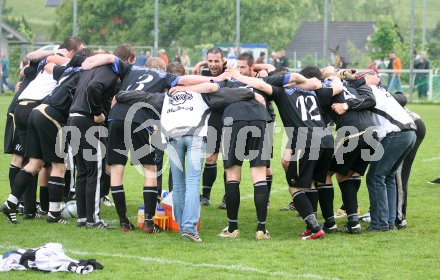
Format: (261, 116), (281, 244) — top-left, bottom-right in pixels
(137, 205), (145, 229)
(162, 191), (169, 199)
(227, 54), (237, 68)
(156, 204), (165, 217)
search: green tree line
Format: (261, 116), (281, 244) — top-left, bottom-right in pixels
(4, 0), (440, 70)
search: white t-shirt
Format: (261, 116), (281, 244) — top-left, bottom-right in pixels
(369, 85), (416, 137)
(160, 90), (210, 143)
(18, 69), (59, 101)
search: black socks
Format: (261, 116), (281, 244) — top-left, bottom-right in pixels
(202, 163), (217, 199)
(254, 181), (268, 232)
(111, 185), (128, 222)
(292, 191), (320, 232)
(143, 186), (158, 225)
(225, 181), (240, 232)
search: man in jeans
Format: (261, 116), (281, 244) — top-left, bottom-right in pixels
(1, 55), (15, 92)
(162, 87), (210, 242)
(162, 78), (217, 242)
(161, 64), (257, 242)
(362, 72), (416, 231)
(387, 52), (402, 93)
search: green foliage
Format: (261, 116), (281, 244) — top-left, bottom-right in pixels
(369, 16), (403, 60)
(326, 0), (400, 22)
(3, 0), (35, 42)
(347, 41), (370, 68)
(5, 0), (440, 56)
(50, 0), (307, 51)
(231, 0), (306, 50)
(1, 1), (12, 16)
(427, 20), (440, 71)
(431, 20), (440, 39)
(299, 53), (318, 68)
(397, 43), (411, 69)
(186, 43), (215, 67)
(2, 13), (33, 83)
(50, 1), (72, 42)
(6, 0), (440, 72)
(427, 42), (440, 71)
(51, 0), (145, 45)
(7, 46), (22, 85)
(17, 19), (34, 42)
(4, 0), (55, 40)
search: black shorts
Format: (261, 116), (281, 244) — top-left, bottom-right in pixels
(222, 120), (269, 169)
(67, 115), (107, 158)
(206, 110), (223, 154)
(286, 147), (334, 189)
(4, 113), (23, 156)
(14, 101), (40, 155)
(264, 121), (275, 168)
(25, 105), (66, 164)
(107, 120), (156, 166)
(329, 132), (377, 176)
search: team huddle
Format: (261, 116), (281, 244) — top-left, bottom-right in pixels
(1, 37), (425, 243)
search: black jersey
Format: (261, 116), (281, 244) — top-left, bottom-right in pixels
(314, 87), (334, 126)
(42, 67), (82, 119)
(108, 58), (179, 124)
(52, 65), (68, 81)
(220, 79), (271, 122)
(69, 65), (118, 117)
(329, 80), (379, 131)
(271, 86), (334, 148)
(263, 74), (334, 148)
(266, 101), (276, 122)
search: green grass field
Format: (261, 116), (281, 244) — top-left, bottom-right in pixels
(0, 93), (439, 279)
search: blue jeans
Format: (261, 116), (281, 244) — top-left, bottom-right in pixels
(366, 131), (416, 230)
(387, 75), (402, 92)
(2, 76), (14, 91)
(168, 136), (205, 235)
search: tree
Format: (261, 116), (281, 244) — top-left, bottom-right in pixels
(50, 0), (307, 51)
(368, 16), (403, 60)
(427, 20), (440, 70)
(2, 0), (33, 42)
(239, 0), (307, 50)
(51, 0), (144, 45)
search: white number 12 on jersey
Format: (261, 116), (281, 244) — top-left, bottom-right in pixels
(296, 95), (321, 121)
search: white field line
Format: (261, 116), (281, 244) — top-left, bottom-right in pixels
(0, 245), (334, 279)
(421, 156), (440, 163)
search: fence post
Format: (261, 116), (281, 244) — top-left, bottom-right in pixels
(153, 0), (159, 57)
(428, 69), (433, 101)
